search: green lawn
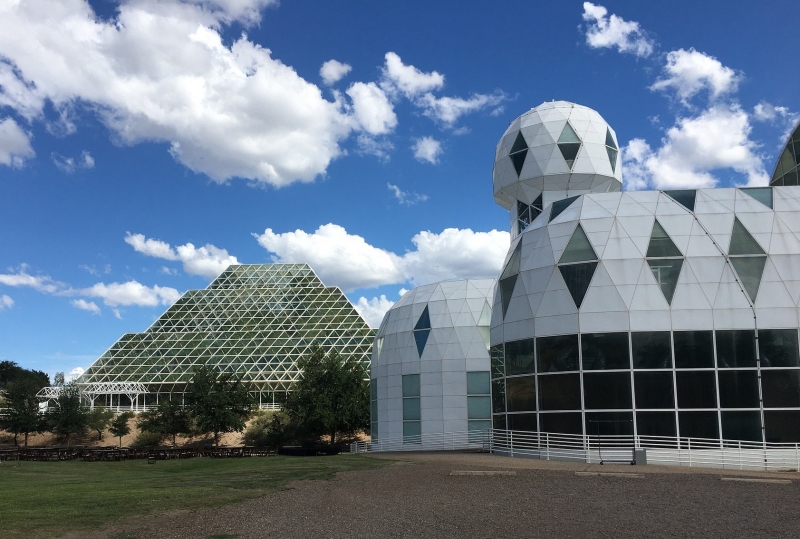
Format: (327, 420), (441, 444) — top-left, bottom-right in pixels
(0, 455), (389, 538)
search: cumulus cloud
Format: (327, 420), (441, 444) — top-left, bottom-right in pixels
(125, 233), (238, 278)
(254, 223), (508, 292)
(651, 48), (740, 104)
(0, 294), (13, 311)
(71, 298), (100, 314)
(582, 2), (654, 58)
(388, 183), (428, 206)
(411, 136), (443, 164)
(0, 265), (66, 293)
(65, 366), (85, 383)
(381, 52), (444, 97)
(355, 134), (394, 161)
(353, 295), (395, 328)
(622, 105), (768, 190)
(346, 82), (397, 135)
(52, 150), (94, 173)
(80, 281), (181, 308)
(320, 59), (352, 86)
(0, 117), (35, 167)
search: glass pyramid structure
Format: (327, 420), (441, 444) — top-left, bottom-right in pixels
(77, 264), (375, 406)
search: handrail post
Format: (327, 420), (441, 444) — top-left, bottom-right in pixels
(688, 438), (692, 468)
(510, 430), (514, 458)
(738, 441), (742, 470)
(546, 432), (550, 461)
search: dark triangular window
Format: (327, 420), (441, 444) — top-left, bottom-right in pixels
(549, 195), (579, 222)
(509, 132), (528, 176)
(605, 128), (617, 150)
(559, 262), (598, 308)
(740, 187), (773, 209)
(730, 257), (767, 302)
(605, 128), (619, 173)
(559, 224), (597, 264)
(414, 306), (431, 330)
(664, 190), (697, 211)
(557, 123), (581, 170)
(499, 241), (522, 319)
(531, 194), (543, 215)
(414, 329), (430, 356)
(729, 217), (765, 255)
(510, 131), (528, 153)
(647, 259), (683, 304)
(646, 220), (682, 257)
(500, 241), (522, 280)
(517, 194), (544, 236)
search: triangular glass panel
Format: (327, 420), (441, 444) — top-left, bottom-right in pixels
(740, 187), (773, 209)
(509, 131), (528, 154)
(558, 143), (581, 169)
(500, 241), (522, 280)
(558, 262), (598, 308)
(478, 301), (492, 326)
(606, 146), (618, 173)
(664, 190), (697, 211)
(478, 326), (491, 351)
(558, 123), (581, 143)
(729, 217), (765, 255)
(730, 256), (767, 302)
(605, 128), (617, 150)
(647, 259), (683, 304)
(559, 224), (597, 263)
(510, 150), (527, 176)
(549, 195), (579, 222)
(414, 306), (431, 330)
(646, 220), (682, 257)
(532, 194), (543, 212)
(499, 274), (517, 320)
(517, 200), (531, 232)
(413, 329), (430, 357)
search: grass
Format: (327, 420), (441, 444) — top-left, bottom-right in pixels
(0, 455), (389, 538)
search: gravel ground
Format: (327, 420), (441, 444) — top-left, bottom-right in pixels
(75, 452), (800, 539)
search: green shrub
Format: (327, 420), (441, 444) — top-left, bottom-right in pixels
(242, 411), (292, 447)
(132, 430), (164, 447)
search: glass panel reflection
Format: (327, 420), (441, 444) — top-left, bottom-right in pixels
(721, 411), (762, 442)
(759, 329), (800, 367)
(585, 412), (634, 436)
(403, 398), (421, 420)
(506, 376), (537, 412)
(761, 370), (800, 408)
(491, 379), (506, 414)
(717, 370), (760, 408)
(636, 411), (677, 438)
(583, 372), (632, 409)
(676, 371), (717, 408)
(632, 331), (672, 369)
(402, 374), (420, 397)
(764, 411), (800, 443)
(679, 411), (719, 440)
(492, 414), (506, 430)
(540, 412), (583, 435)
(537, 334), (579, 372)
(467, 396), (492, 419)
(581, 332), (630, 370)
(538, 373), (582, 410)
(505, 339), (535, 375)
(507, 413), (537, 432)
(467, 371), (491, 395)
(634, 372), (675, 409)
(673, 331), (714, 368)
(716, 330), (757, 368)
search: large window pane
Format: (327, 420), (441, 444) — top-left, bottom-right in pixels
(491, 379), (506, 414)
(403, 397), (420, 421)
(759, 329), (800, 367)
(403, 421), (421, 440)
(721, 411), (762, 442)
(673, 331), (714, 368)
(718, 371), (760, 408)
(538, 373), (581, 410)
(676, 371), (717, 408)
(468, 420), (492, 432)
(764, 411), (800, 443)
(634, 372), (675, 409)
(581, 332), (630, 370)
(402, 374), (420, 397)
(537, 334), (579, 372)
(467, 371), (491, 395)
(585, 411), (634, 436)
(506, 376), (537, 412)
(762, 370), (800, 408)
(490, 344), (505, 379)
(679, 411), (719, 440)
(636, 411), (677, 437)
(716, 330), (757, 368)
(583, 372), (632, 409)
(467, 396), (491, 419)
(632, 331), (672, 369)
(505, 339), (535, 376)
(507, 413), (537, 432)
(540, 412), (583, 435)
(492, 414), (507, 430)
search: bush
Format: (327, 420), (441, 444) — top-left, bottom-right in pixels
(132, 430), (164, 447)
(242, 411), (293, 447)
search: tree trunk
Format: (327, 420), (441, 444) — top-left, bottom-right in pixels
(330, 429), (336, 446)
(13, 433), (18, 447)
(214, 431), (220, 447)
(118, 436), (123, 448)
(24, 432), (28, 447)
(173, 433), (177, 447)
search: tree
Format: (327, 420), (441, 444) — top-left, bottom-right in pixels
(0, 377), (45, 446)
(87, 406), (115, 441)
(0, 360), (49, 390)
(186, 365), (255, 447)
(53, 372), (65, 387)
(47, 384), (89, 447)
(282, 346), (369, 445)
(109, 412), (133, 447)
(137, 399), (191, 447)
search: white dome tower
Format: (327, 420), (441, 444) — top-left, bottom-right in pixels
(493, 101), (622, 236)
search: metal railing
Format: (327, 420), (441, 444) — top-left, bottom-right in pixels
(351, 429), (800, 472)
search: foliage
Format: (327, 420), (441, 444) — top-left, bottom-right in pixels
(0, 377), (45, 446)
(186, 365), (255, 447)
(242, 411), (293, 447)
(53, 372), (65, 387)
(137, 399), (192, 447)
(131, 430), (164, 447)
(46, 384), (89, 447)
(109, 412), (133, 447)
(0, 360), (49, 391)
(87, 406), (115, 441)
(281, 345), (370, 445)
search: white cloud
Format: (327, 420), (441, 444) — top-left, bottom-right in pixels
(381, 52), (444, 98)
(0, 265), (65, 293)
(0, 117), (34, 167)
(80, 281), (181, 307)
(71, 299), (100, 314)
(0, 0), (361, 187)
(388, 183), (428, 206)
(51, 150), (95, 173)
(161, 266), (179, 276)
(0, 294), (13, 311)
(65, 366), (85, 383)
(320, 59), (352, 86)
(417, 92), (507, 127)
(125, 233), (238, 278)
(346, 82), (397, 136)
(411, 136), (443, 164)
(582, 2), (654, 58)
(80, 264), (112, 276)
(254, 223), (509, 291)
(651, 48), (740, 104)
(622, 105), (768, 190)
(355, 134), (394, 161)
(353, 295), (394, 328)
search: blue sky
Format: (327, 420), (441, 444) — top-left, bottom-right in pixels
(1, 0), (798, 380)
